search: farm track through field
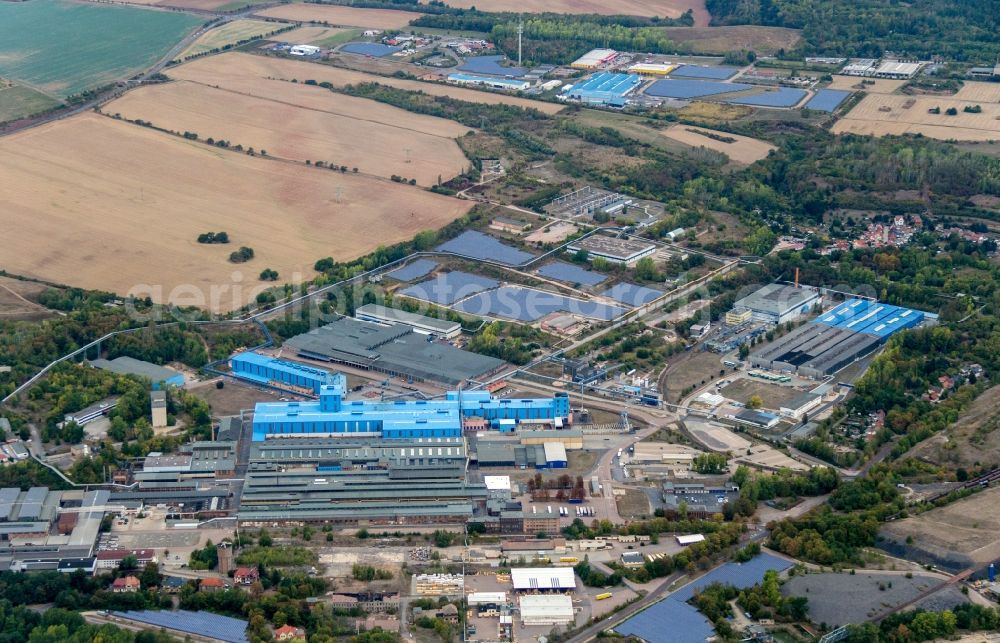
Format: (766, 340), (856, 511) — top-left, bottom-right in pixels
(179, 79), (463, 141)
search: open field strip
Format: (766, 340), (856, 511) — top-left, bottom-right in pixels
(255, 4), (418, 29)
(441, 0), (710, 26)
(175, 19), (282, 60)
(825, 76), (907, 93)
(104, 79), (470, 184)
(0, 114), (472, 312)
(168, 51), (565, 113)
(659, 124), (775, 163)
(115, 0), (270, 11)
(0, 0), (203, 97)
(660, 26), (801, 55)
(833, 92), (1000, 141)
(0, 81), (61, 123)
(280, 25), (356, 46)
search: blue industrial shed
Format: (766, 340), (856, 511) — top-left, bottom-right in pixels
(564, 72), (642, 105)
(230, 352), (336, 395)
(813, 299), (925, 339)
(252, 379), (571, 441)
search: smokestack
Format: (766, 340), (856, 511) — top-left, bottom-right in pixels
(794, 267), (800, 289)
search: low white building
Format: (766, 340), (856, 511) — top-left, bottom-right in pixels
(511, 567), (576, 591)
(289, 44), (321, 56)
(519, 594), (574, 625)
(779, 392), (823, 420)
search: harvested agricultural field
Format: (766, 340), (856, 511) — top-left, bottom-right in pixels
(0, 114), (471, 312)
(825, 76), (906, 93)
(834, 91), (1000, 142)
(255, 4), (418, 29)
(104, 79), (469, 184)
(175, 19), (282, 61)
(169, 51), (564, 113)
(281, 25), (356, 47)
(659, 124), (774, 163)
(442, 0), (710, 26)
(0, 81), (60, 123)
(0, 0), (203, 97)
(661, 26), (801, 55)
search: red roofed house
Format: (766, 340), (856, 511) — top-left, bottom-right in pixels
(111, 575), (140, 593)
(95, 548), (157, 570)
(274, 624), (306, 641)
(234, 566), (260, 585)
(200, 577), (227, 592)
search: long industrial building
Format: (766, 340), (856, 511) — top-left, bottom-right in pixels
(251, 375), (571, 441)
(238, 437), (487, 526)
(230, 352), (335, 395)
(283, 316), (504, 385)
(0, 488), (110, 571)
(750, 298), (927, 378)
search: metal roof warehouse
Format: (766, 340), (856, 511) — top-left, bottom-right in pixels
(511, 567), (576, 590)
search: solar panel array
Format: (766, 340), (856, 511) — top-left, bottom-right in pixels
(386, 259), (438, 282)
(399, 271), (499, 306)
(646, 79), (752, 99)
(111, 610), (249, 643)
(536, 261), (607, 286)
(340, 42), (401, 57)
(723, 87), (807, 107)
(436, 231), (535, 266)
(804, 88), (851, 112)
(616, 554), (792, 643)
(601, 283), (664, 307)
(670, 65), (739, 80)
(454, 286), (625, 321)
(458, 55), (526, 77)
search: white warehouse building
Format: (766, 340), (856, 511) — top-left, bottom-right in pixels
(519, 594), (575, 626)
(731, 284), (820, 325)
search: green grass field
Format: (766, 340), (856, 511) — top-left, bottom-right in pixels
(0, 82), (61, 123)
(0, 0), (204, 98)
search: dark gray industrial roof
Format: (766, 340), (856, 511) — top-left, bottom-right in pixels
(356, 304), (460, 334)
(286, 317), (502, 385)
(90, 356), (181, 384)
(734, 284), (818, 316)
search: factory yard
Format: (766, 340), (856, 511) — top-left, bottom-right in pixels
(781, 571), (956, 627)
(255, 4), (421, 30)
(442, 0), (710, 25)
(0, 113), (471, 312)
(174, 19), (281, 61)
(104, 79), (470, 185)
(659, 124), (776, 164)
(169, 52), (565, 113)
(881, 486), (1000, 567)
(834, 90), (1000, 141)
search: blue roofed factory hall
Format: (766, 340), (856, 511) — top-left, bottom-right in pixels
(250, 374), (571, 441)
(562, 72), (642, 106)
(231, 352), (337, 395)
(750, 298), (931, 379)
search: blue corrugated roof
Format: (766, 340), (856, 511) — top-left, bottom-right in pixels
(111, 610), (249, 643)
(813, 299), (925, 338)
(616, 554), (792, 643)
